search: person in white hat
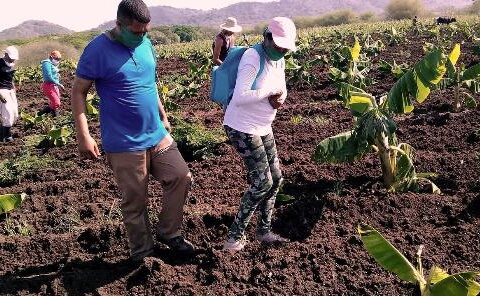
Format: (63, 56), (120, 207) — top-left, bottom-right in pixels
(212, 17), (243, 66)
(0, 46), (19, 142)
(222, 17), (297, 252)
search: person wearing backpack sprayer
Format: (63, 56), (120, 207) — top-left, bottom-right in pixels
(212, 17), (242, 66)
(40, 50), (65, 117)
(222, 17), (297, 251)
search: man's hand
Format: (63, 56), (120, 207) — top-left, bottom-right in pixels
(268, 92), (283, 109)
(78, 134), (101, 159)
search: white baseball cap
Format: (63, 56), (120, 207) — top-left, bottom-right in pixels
(267, 17), (297, 51)
(5, 46), (19, 60)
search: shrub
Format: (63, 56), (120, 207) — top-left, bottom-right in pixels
(386, 0), (424, 20)
(294, 10), (357, 29)
(17, 40), (79, 67)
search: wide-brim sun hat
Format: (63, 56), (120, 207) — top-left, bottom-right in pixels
(220, 17), (243, 33)
(5, 46), (19, 60)
(267, 17), (297, 52)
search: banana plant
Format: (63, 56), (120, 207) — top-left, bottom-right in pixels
(329, 37), (374, 102)
(439, 44), (480, 111)
(159, 84), (179, 112)
(359, 34), (385, 58)
(285, 54), (324, 88)
(20, 111), (45, 130)
(0, 193), (27, 214)
(85, 93), (100, 116)
(358, 224), (480, 296)
(38, 126), (72, 148)
(314, 47), (455, 192)
(378, 60), (409, 79)
(385, 27), (405, 46)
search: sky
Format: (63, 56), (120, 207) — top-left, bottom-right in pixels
(0, 0), (276, 32)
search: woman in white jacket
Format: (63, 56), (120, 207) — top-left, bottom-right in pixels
(223, 17), (297, 251)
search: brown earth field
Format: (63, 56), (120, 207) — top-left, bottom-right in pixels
(0, 32), (479, 295)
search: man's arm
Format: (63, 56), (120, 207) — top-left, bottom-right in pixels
(71, 76), (100, 159)
(212, 37), (223, 66)
(158, 97), (171, 132)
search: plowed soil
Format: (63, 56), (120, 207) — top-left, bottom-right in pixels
(1, 32), (479, 296)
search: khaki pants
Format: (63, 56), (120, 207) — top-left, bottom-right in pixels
(107, 141), (192, 258)
(0, 89), (18, 127)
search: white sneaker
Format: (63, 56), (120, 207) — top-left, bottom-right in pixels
(223, 237), (247, 251)
(256, 232), (289, 244)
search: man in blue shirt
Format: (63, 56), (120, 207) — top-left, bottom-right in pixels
(71, 0), (195, 262)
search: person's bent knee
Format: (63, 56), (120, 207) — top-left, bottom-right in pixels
(251, 178), (273, 195)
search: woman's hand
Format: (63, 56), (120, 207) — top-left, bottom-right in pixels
(268, 92), (283, 109)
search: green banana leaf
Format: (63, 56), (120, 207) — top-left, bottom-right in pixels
(276, 194), (295, 203)
(49, 126), (72, 139)
(350, 38), (361, 62)
(338, 82), (366, 104)
(394, 143), (416, 184)
(448, 44), (461, 66)
(429, 266), (450, 285)
(463, 92), (478, 109)
(387, 49), (446, 114)
(313, 131), (369, 163)
(462, 64), (480, 82)
(347, 92), (375, 115)
(430, 272), (480, 296)
(85, 93), (99, 115)
(0, 193), (27, 214)
(358, 224), (424, 284)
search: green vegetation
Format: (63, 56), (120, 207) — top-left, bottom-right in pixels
(171, 116), (226, 160)
(0, 193), (27, 214)
(359, 224), (480, 296)
(0, 149), (57, 186)
(314, 46), (456, 193)
(386, 0), (425, 20)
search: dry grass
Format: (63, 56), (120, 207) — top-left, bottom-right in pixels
(16, 40), (79, 67)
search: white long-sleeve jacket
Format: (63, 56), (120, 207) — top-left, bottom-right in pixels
(223, 47), (287, 136)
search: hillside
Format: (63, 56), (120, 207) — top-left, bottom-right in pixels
(97, 0), (471, 30)
(0, 20), (73, 41)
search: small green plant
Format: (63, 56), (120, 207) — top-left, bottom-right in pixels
(159, 84), (179, 113)
(358, 224), (480, 296)
(0, 150), (56, 186)
(290, 115), (304, 125)
(85, 93), (100, 116)
(3, 219), (33, 236)
(314, 115), (330, 126)
(378, 59), (409, 79)
(384, 26), (405, 46)
(0, 193), (27, 214)
(439, 44), (480, 111)
(285, 53), (324, 87)
(20, 111), (46, 130)
(329, 37), (375, 102)
(38, 126), (73, 148)
(171, 116), (226, 160)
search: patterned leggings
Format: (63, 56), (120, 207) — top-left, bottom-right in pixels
(225, 125), (283, 240)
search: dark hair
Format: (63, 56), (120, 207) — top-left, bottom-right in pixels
(117, 0), (151, 25)
(263, 29), (273, 41)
